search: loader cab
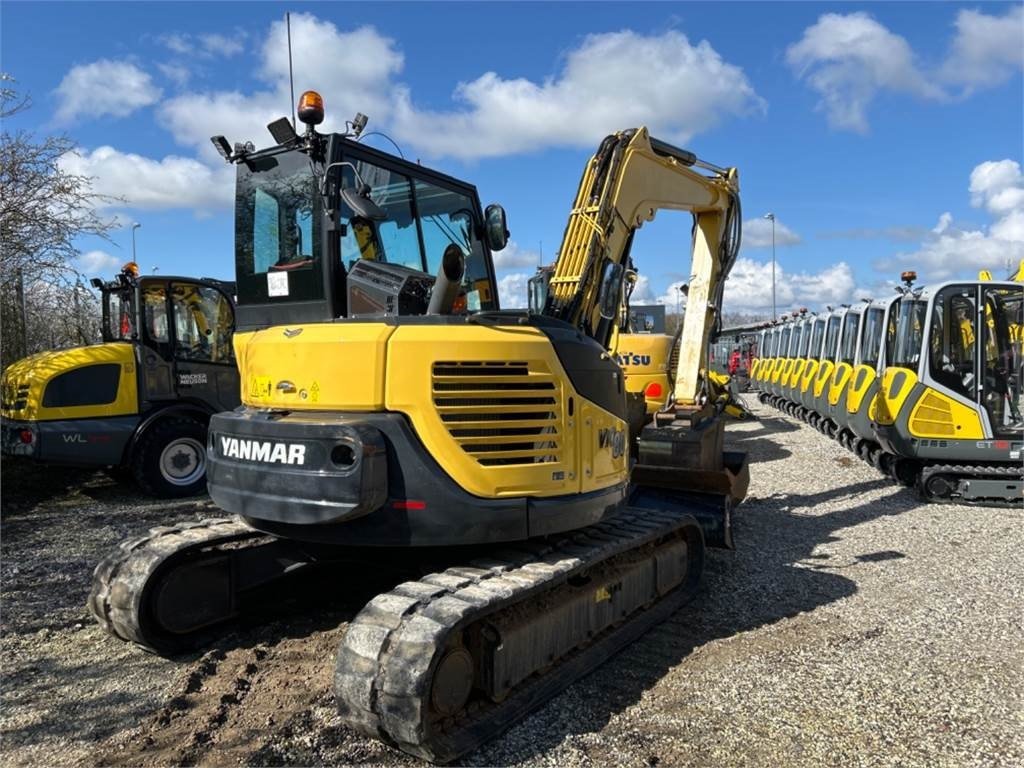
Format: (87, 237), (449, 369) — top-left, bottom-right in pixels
(98, 271), (238, 412)
(876, 281), (1023, 454)
(230, 126), (504, 332)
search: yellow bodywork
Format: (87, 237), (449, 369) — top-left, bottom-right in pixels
(907, 387), (984, 440)
(787, 359), (806, 390)
(813, 362), (835, 398)
(611, 332), (675, 414)
(799, 360), (819, 395)
(846, 364), (877, 414)
(1, 343), (138, 422)
(874, 367), (917, 426)
(236, 323), (628, 498)
(827, 363), (854, 407)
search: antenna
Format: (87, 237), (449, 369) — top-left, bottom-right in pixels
(286, 12), (296, 131)
(539, 240), (543, 267)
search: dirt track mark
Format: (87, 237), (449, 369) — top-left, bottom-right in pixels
(94, 619), (348, 767)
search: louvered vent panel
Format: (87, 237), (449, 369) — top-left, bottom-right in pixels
(432, 361), (561, 467)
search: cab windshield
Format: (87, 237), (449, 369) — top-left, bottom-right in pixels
(809, 319), (825, 358)
(859, 307), (885, 368)
(824, 316), (841, 360)
(891, 299), (927, 369)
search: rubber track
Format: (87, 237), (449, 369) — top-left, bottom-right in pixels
(920, 463), (1024, 507)
(88, 517), (265, 652)
(334, 505), (704, 763)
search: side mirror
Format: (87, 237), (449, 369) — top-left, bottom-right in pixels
(484, 204), (509, 252)
(598, 261), (624, 321)
(528, 269), (551, 314)
(342, 187), (386, 221)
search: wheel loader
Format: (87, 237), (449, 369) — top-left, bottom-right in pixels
(89, 91), (749, 762)
(1, 264), (239, 496)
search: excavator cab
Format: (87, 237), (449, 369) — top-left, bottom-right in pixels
(874, 279), (1023, 501)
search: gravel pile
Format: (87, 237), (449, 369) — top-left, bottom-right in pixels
(2, 402), (1022, 767)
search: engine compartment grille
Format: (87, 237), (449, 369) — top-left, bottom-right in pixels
(432, 361), (561, 467)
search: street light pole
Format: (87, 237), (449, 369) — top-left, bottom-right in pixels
(131, 222), (141, 263)
(764, 213), (776, 319)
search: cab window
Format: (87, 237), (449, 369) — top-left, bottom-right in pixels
(171, 283), (235, 364)
(142, 283), (169, 350)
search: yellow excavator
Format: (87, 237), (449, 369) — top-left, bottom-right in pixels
(89, 92), (746, 762)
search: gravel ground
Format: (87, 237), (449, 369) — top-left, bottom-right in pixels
(2, 401), (1022, 767)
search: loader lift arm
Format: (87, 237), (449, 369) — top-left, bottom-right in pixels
(543, 127), (741, 405)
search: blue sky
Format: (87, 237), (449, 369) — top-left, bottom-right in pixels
(3, 2), (1022, 315)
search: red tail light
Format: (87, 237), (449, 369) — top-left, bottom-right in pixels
(645, 382), (663, 398)
(19, 429), (34, 444)
(392, 500), (426, 511)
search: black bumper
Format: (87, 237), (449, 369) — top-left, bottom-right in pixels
(207, 409), (626, 547)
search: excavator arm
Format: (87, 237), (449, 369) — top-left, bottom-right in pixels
(544, 127), (741, 405)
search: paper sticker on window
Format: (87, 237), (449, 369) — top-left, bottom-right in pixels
(466, 290), (481, 312)
(267, 271), (289, 297)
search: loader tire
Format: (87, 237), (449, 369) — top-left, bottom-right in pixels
(132, 417), (208, 498)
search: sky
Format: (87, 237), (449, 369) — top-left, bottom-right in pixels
(3, 1), (1022, 317)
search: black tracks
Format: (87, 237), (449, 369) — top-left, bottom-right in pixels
(920, 463), (1024, 507)
(334, 505), (705, 763)
(88, 518), (267, 653)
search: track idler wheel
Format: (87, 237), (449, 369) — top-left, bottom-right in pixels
(922, 473), (954, 500)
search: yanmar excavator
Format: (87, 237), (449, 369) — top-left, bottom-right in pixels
(89, 92), (746, 762)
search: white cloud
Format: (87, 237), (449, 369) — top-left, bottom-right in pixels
(159, 15), (403, 159)
(942, 7), (1024, 92)
(54, 60), (162, 124)
(742, 217), (802, 248)
(77, 250), (122, 276)
(722, 257), (856, 315)
(159, 31), (247, 58)
(786, 12), (944, 133)
(877, 159), (1024, 280)
(788, 8), (1023, 132)
(199, 33), (245, 57)
(391, 29), (764, 160)
(498, 272), (530, 309)
(60, 146), (234, 211)
(157, 62), (191, 88)
(493, 241), (540, 270)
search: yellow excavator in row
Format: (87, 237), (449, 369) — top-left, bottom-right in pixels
(90, 92), (746, 762)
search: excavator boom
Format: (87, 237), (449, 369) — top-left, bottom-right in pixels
(545, 128), (741, 405)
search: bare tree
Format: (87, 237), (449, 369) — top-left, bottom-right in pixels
(1, 75), (124, 367)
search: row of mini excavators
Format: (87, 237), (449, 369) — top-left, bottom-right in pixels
(89, 92), (748, 762)
(752, 269), (1023, 505)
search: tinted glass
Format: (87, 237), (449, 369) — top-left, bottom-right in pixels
(810, 319), (825, 359)
(825, 316), (841, 360)
(171, 282), (235, 364)
(859, 308), (884, 367)
(236, 151), (322, 304)
(892, 299), (927, 368)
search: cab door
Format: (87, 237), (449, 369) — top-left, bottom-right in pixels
(169, 281), (239, 412)
(138, 280), (177, 403)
